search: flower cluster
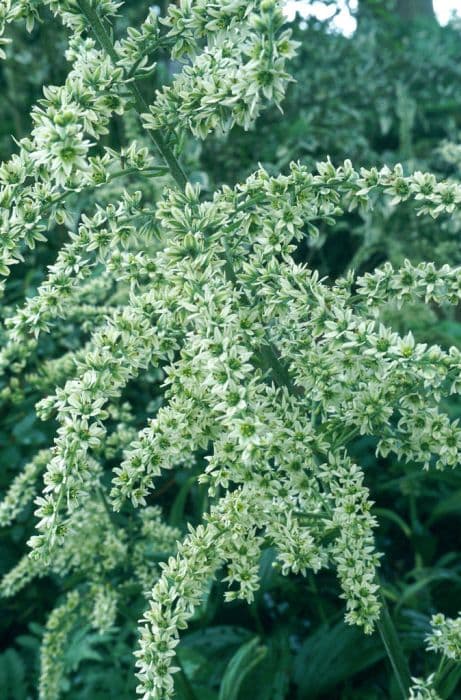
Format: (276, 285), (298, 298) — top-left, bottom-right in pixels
(0, 35), (127, 278)
(408, 675), (441, 700)
(39, 590), (83, 700)
(406, 612), (461, 700)
(143, 0), (298, 137)
(426, 612), (461, 661)
(0, 449), (49, 527)
(1, 1), (461, 699)
(2, 151), (461, 697)
(0, 0), (42, 55)
(162, 0), (258, 58)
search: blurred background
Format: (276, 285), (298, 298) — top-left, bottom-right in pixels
(1, 1), (461, 698)
(284, 1), (460, 35)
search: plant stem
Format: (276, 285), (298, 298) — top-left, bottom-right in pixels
(76, 0), (188, 190)
(437, 658), (461, 699)
(376, 592), (411, 699)
(97, 486), (119, 530)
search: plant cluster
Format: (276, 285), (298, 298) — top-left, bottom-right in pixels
(0, 1), (461, 699)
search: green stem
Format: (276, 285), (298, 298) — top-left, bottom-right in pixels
(222, 243), (297, 392)
(437, 658), (461, 699)
(76, 0), (188, 190)
(376, 592), (411, 699)
(97, 486), (119, 530)
(42, 165), (164, 214)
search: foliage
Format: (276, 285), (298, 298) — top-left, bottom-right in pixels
(1, 1), (461, 700)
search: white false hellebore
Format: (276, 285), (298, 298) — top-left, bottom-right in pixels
(0, 1), (460, 699)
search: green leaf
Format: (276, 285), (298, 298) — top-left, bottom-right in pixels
(396, 570), (461, 611)
(218, 637), (267, 700)
(294, 621), (385, 698)
(428, 490), (461, 524)
(181, 626), (253, 655)
(376, 596), (411, 700)
(257, 547), (277, 595)
(169, 475), (197, 527)
(239, 630), (292, 700)
(0, 648), (27, 700)
(374, 508), (412, 537)
(65, 627), (107, 671)
(177, 647), (208, 680)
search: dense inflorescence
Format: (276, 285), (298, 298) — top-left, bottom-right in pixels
(1, 1), (461, 699)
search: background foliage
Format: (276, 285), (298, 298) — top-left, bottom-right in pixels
(1, 1), (461, 698)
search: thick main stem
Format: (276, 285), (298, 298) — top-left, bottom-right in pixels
(76, 0), (188, 190)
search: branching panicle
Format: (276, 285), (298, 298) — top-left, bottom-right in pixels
(0, 2), (460, 699)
